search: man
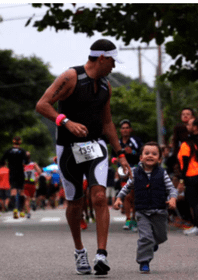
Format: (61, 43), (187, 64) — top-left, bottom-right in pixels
(112, 119), (143, 230)
(181, 108), (196, 125)
(36, 39), (131, 275)
(1, 136), (27, 218)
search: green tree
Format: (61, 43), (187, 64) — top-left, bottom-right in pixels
(111, 81), (157, 143)
(28, 3), (198, 83)
(0, 50), (55, 165)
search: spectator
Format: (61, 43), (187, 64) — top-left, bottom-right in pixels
(114, 141), (177, 274)
(0, 160), (10, 212)
(178, 117), (198, 235)
(112, 119), (143, 231)
(1, 136), (27, 219)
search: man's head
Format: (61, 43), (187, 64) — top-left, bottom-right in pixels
(119, 119), (132, 138)
(89, 39), (123, 63)
(181, 108), (195, 124)
(12, 136), (22, 146)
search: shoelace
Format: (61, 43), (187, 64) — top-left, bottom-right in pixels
(77, 252), (89, 266)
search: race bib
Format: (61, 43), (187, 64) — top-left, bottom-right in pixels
(71, 141), (103, 164)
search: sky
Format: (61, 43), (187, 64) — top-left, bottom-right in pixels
(0, 3), (174, 87)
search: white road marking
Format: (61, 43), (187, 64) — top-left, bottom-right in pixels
(40, 217), (61, 222)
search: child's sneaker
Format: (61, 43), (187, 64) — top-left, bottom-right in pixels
(93, 253), (110, 275)
(74, 248), (92, 275)
(140, 262), (150, 274)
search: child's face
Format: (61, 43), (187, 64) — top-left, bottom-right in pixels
(140, 145), (160, 169)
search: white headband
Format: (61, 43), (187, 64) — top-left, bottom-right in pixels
(89, 49), (123, 64)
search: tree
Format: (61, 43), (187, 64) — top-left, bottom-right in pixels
(27, 3), (198, 83)
(111, 81), (157, 143)
(0, 50), (55, 165)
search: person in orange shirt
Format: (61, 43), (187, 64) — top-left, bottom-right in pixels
(178, 117), (198, 235)
(0, 160), (11, 212)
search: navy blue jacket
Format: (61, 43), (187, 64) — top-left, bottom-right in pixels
(134, 165), (167, 211)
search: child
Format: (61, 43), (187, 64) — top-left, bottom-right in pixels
(114, 141), (177, 274)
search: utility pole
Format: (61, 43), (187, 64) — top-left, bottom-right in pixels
(120, 45), (157, 84)
(156, 45), (165, 145)
(120, 43), (164, 145)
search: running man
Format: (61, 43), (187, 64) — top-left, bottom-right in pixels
(35, 39), (131, 275)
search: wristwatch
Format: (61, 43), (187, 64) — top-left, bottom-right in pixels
(62, 118), (70, 126)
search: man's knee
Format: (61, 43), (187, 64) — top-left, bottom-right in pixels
(92, 190), (106, 207)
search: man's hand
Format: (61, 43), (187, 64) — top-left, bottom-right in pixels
(65, 120), (88, 137)
(114, 197), (123, 210)
(118, 156), (132, 178)
(166, 197), (176, 209)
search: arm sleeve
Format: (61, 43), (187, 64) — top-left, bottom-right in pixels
(117, 169), (135, 200)
(181, 156), (190, 179)
(164, 170), (178, 199)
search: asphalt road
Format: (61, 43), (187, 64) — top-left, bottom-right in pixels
(1, 207), (198, 280)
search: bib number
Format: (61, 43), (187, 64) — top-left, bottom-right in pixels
(72, 141), (103, 164)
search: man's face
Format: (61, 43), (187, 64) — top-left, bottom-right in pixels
(181, 109), (193, 124)
(120, 123), (132, 137)
(99, 56), (115, 76)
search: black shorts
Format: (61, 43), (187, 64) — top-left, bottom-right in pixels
(0, 189), (10, 200)
(56, 139), (108, 201)
(10, 177), (24, 190)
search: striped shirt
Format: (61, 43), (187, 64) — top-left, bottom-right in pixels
(117, 163), (178, 201)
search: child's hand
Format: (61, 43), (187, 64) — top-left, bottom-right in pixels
(166, 197), (176, 209)
(113, 198), (123, 210)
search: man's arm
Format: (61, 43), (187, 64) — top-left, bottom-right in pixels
(102, 83), (131, 176)
(36, 69), (88, 138)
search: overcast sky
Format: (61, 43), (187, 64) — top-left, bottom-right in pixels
(0, 3), (174, 87)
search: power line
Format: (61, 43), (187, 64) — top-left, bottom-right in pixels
(0, 4), (30, 9)
(2, 14), (45, 22)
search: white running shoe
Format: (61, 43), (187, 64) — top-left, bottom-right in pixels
(183, 226), (198, 235)
(93, 254), (110, 275)
(74, 248), (92, 275)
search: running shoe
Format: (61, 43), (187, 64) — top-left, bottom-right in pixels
(93, 254), (110, 275)
(123, 219), (132, 230)
(13, 209), (19, 219)
(131, 219), (138, 232)
(183, 226), (198, 235)
(20, 212), (25, 218)
(80, 218), (88, 230)
(74, 248), (92, 275)
(140, 262), (150, 274)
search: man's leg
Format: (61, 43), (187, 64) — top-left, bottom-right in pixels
(66, 198), (84, 250)
(91, 185), (110, 274)
(66, 197), (92, 275)
(91, 185), (109, 249)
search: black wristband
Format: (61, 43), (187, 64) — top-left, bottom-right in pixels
(117, 149), (125, 156)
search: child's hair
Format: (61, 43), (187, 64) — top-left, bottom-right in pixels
(140, 141), (162, 159)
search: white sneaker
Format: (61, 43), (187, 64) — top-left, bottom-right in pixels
(74, 248), (92, 274)
(183, 226), (198, 235)
(93, 254), (110, 275)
